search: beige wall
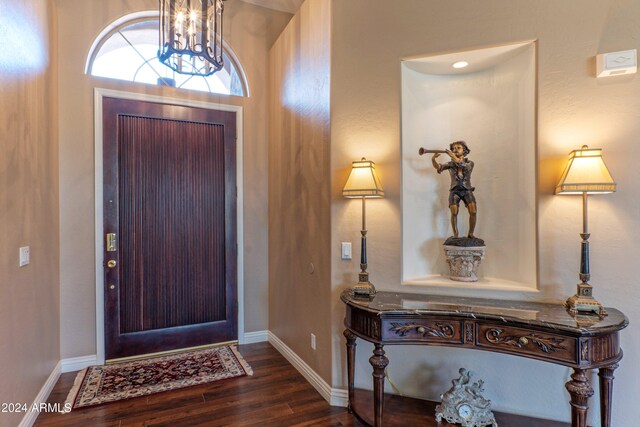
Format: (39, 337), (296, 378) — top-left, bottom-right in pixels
(269, 0), (332, 382)
(4, 0), (637, 424)
(330, 0), (640, 425)
(0, 0), (59, 425)
(56, 0), (292, 358)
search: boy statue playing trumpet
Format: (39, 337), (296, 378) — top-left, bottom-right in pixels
(429, 141), (478, 240)
(420, 141), (485, 280)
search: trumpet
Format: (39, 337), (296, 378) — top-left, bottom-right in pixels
(418, 147), (448, 156)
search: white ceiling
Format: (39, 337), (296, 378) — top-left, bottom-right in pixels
(240, 0), (304, 14)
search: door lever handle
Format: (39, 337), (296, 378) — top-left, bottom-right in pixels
(106, 233), (117, 251)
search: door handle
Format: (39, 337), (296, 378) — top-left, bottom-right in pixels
(106, 233), (117, 251)
(107, 260), (117, 268)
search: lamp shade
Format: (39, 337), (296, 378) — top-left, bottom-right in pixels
(555, 145), (616, 195)
(342, 158), (384, 198)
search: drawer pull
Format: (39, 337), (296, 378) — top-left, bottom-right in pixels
(486, 328), (566, 354)
(389, 322), (455, 338)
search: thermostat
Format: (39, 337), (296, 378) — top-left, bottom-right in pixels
(596, 49), (637, 78)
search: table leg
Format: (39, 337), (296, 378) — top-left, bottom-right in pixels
(343, 329), (357, 413)
(369, 344), (389, 427)
(598, 363), (618, 427)
(565, 368), (594, 427)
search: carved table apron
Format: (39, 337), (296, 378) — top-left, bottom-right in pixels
(341, 290), (628, 427)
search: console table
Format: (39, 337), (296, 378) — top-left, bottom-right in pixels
(341, 290), (628, 427)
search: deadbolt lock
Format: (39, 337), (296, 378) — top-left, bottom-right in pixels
(107, 260), (117, 268)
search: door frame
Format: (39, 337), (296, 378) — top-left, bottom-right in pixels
(94, 88), (245, 364)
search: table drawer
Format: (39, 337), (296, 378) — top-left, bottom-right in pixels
(476, 323), (577, 363)
(382, 318), (463, 344)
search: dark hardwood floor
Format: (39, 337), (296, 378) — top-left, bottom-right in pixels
(35, 342), (358, 427)
(35, 342), (567, 426)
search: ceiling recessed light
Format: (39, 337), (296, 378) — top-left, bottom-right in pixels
(452, 61), (469, 69)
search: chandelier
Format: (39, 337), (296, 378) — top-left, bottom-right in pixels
(158, 0), (225, 76)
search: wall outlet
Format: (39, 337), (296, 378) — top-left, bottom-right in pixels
(19, 246), (30, 267)
(311, 333), (316, 350)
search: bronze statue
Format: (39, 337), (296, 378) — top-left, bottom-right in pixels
(421, 141), (477, 239)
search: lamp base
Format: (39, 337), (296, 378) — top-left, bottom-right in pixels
(352, 272), (376, 297)
(352, 282), (376, 297)
(565, 290), (607, 317)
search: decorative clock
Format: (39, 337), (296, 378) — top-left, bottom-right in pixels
(435, 368), (498, 427)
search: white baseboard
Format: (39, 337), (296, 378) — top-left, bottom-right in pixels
(267, 332), (348, 407)
(329, 386), (349, 407)
(18, 361), (62, 427)
(61, 355), (98, 373)
(243, 330), (269, 344)
(19, 355), (96, 426)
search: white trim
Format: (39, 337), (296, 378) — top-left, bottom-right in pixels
(94, 90), (105, 364)
(61, 355), (98, 373)
(267, 332), (348, 407)
(94, 88), (245, 363)
(18, 361), (62, 427)
(235, 105), (245, 344)
(329, 387), (349, 408)
(243, 330), (269, 344)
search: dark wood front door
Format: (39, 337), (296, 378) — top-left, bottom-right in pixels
(103, 97), (237, 360)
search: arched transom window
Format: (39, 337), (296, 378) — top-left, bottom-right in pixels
(86, 11), (248, 96)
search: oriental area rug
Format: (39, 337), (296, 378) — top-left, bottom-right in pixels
(65, 345), (252, 410)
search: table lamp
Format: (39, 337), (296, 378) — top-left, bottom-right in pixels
(342, 158), (384, 296)
(555, 145), (616, 316)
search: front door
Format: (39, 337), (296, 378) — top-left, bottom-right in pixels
(102, 96), (237, 360)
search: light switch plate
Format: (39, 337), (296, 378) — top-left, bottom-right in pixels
(341, 242), (352, 260)
(19, 246), (30, 267)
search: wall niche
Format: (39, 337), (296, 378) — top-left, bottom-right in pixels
(401, 40), (538, 293)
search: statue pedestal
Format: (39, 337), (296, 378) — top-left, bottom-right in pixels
(444, 245), (486, 282)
